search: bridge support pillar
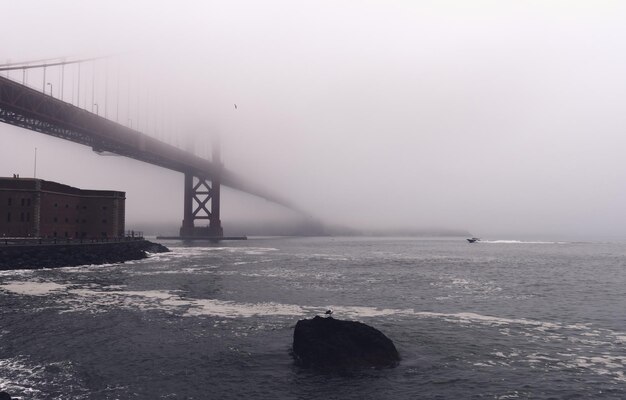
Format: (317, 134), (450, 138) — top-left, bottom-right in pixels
(180, 173), (195, 237)
(179, 173), (223, 238)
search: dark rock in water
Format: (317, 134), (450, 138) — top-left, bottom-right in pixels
(0, 391), (12, 400)
(292, 316), (400, 369)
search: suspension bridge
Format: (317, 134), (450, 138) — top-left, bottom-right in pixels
(0, 56), (296, 239)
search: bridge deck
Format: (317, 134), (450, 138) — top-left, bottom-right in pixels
(0, 75), (293, 208)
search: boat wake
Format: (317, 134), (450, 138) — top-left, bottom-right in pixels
(479, 240), (566, 244)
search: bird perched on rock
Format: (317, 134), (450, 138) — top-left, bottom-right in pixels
(324, 309), (333, 317)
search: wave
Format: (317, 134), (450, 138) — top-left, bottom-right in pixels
(0, 281), (68, 296)
(0, 356), (89, 399)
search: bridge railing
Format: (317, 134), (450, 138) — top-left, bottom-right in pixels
(1, 235), (145, 246)
(125, 230), (143, 238)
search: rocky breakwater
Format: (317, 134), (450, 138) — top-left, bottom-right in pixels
(0, 240), (169, 270)
(292, 315), (400, 370)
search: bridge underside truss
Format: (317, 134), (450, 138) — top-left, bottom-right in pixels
(0, 107), (94, 147)
(0, 75), (214, 174)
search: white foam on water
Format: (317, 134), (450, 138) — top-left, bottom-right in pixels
(55, 285), (419, 320)
(184, 299), (305, 318)
(61, 289), (189, 314)
(55, 265), (100, 273)
(413, 311), (561, 330)
(127, 266), (215, 276)
(332, 305), (414, 319)
(308, 253), (350, 261)
(0, 356), (47, 398)
(571, 355), (626, 382)
(0, 282), (68, 296)
(225, 247), (279, 254)
(0, 356), (88, 399)
(496, 393), (520, 400)
(613, 335), (626, 343)
(526, 353), (561, 362)
(411, 311), (626, 383)
(232, 259), (274, 266)
(565, 323), (593, 330)
(450, 278), (502, 294)
(151, 246), (279, 263)
(473, 362), (493, 367)
(0, 269), (36, 278)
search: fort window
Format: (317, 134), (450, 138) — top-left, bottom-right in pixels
(102, 206), (107, 210)
(7, 198), (11, 206)
(26, 213), (30, 222)
(53, 232), (57, 237)
(54, 203), (58, 207)
(6, 212), (10, 222)
(20, 212), (24, 222)
(64, 232), (68, 237)
(53, 217), (58, 223)
(65, 217), (69, 223)
(102, 219), (107, 223)
(65, 204), (69, 208)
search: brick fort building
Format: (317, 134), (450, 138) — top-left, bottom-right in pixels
(0, 177), (125, 239)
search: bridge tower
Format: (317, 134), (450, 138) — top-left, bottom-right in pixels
(179, 143), (223, 238)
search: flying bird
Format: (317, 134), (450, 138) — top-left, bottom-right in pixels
(234, 104), (237, 109)
(325, 309), (333, 317)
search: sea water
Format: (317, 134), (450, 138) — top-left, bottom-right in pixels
(1, 237), (625, 399)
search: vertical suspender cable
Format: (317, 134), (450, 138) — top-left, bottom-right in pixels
(105, 59), (109, 119)
(71, 63), (75, 104)
(127, 75), (131, 128)
(91, 60), (95, 112)
(77, 62), (81, 107)
(61, 62), (65, 101)
(136, 72), (140, 131)
(116, 64), (120, 122)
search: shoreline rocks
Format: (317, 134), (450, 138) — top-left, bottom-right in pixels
(0, 240), (170, 270)
(292, 315), (400, 370)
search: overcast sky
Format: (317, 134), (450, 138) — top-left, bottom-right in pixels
(2, 1), (626, 240)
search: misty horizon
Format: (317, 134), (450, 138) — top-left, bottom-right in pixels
(2, 1), (626, 241)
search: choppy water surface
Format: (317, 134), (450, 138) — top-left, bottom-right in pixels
(1, 237), (625, 399)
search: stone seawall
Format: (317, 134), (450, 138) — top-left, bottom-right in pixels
(0, 240), (169, 270)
